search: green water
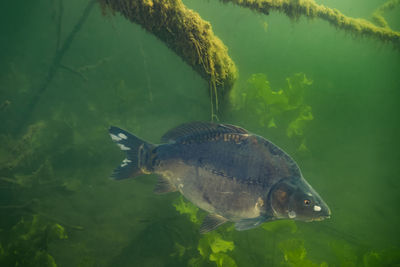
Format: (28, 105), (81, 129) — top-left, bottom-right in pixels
(1, 0), (399, 266)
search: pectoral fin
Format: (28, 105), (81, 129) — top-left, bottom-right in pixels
(234, 216), (267, 231)
(153, 176), (177, 194)
(200, 214), (228, 234)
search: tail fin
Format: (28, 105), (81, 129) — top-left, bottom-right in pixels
(108, 126), (153, 180)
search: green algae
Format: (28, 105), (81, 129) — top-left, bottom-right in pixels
(0, 0), (399, 266)
(0, 215), (67, 267)
(173, 195), (200, 224)
(197, 232), (237, 267)
(230, 72), (314, 151)
(221, 0), (400, 49)
(278, 239), (327, 267)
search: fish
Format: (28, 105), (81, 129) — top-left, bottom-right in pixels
(108, 122), (331, 233)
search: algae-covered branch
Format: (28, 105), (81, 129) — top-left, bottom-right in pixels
(98, 0), (399, 118)
(98, 0), (238, 102)
(220, 0), (400, 48)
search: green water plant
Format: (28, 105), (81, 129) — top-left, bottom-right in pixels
(99, 0), (238, 120)
(231, 72), (313, 151)
(172, 196), (237, 266)
(221, 0), (400, 48)
(0, 215), (67, 267)
(329, 239), (400, 267)
(371, 0), (400, 29)
(279, 239), (327, 267)
(172, 195), (200, 224)
(362, 247), (400, 267)
(196, 232), (237, 267)
(98, 0), (399, 118)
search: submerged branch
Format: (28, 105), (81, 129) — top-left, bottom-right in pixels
(98, 0), (238, 118)
(220, 0), (400, 49)
(372, 0), (400, 29)
(56, 0), (64, 51)
(16, 0), (97, 134)
(60, 64), (88, 81)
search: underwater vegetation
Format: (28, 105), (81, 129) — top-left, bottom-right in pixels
(371, 0), (400, 29)
(230, 72), (313, 152)
(172, 197), (400, 267)
(99, 0), (238, 120)
(222, 0), (400, 47)
(0, 215), (67, 267)
(0, 0), (399, 266)
(99, 0), (399, 120)
(0, 119), (91, 266)
(172, 196), (237, 267)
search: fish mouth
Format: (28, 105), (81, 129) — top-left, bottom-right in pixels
(317, 200), (331, 219)
(303, 215), (330, 222)
(308, 205), (331, 222)
(311, 215), (330, 222)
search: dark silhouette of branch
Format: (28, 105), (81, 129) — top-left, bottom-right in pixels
(16, 0), (97, 134)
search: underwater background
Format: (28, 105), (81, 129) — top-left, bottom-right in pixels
(0, 0), (399, 266)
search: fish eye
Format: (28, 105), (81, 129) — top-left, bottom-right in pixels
(303, 199), (311, 206)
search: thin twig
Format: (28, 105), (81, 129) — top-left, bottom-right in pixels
(60, 64), (88, 81)
(16, 0), (97, 134)
(0, 177), (19, 185)
(56, 0), (64, 51)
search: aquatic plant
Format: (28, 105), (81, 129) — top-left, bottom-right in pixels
(231, 72), (314, 151)
(197, 232), (237, 267)
(0, 118), (86, 266)
(99, 0), (238, 120)
(362, 247), (400, 267)
(172, 196), (237, 266)
(170, 172), (400, 267)
(0, 120), (73, 173)
(221, 0), (400, 48)
(278, 239), (327, 267)
(98, 0), (400, 98)
(173, 195), (200, 224)
(98, 0), (398, 121)
(329, 239), (400, 266)
(372, 0), (400, 29)
(330, 240), (359, 267)
(0, 215), (67, 267)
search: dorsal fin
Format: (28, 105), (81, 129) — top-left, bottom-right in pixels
(161, 122), (248, 143)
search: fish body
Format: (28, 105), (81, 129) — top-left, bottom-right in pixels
(109, 122), (331, 233)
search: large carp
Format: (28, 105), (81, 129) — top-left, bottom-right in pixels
(109, 122), (330, 233)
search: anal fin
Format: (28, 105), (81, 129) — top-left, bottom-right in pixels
(200, 214), (228, 234)
(153, 176), (177, 194)
(234, 216), (267, 231)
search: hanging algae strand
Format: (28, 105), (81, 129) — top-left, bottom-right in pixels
(220, 0), (400, 49)
(98, 0), (238, 119)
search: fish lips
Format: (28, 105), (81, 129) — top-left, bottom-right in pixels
(308, 202), (331, 222)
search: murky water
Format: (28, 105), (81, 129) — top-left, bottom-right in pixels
(1, 0), (399, 266)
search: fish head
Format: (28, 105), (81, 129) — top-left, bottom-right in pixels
(269, 177), (331, 222)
